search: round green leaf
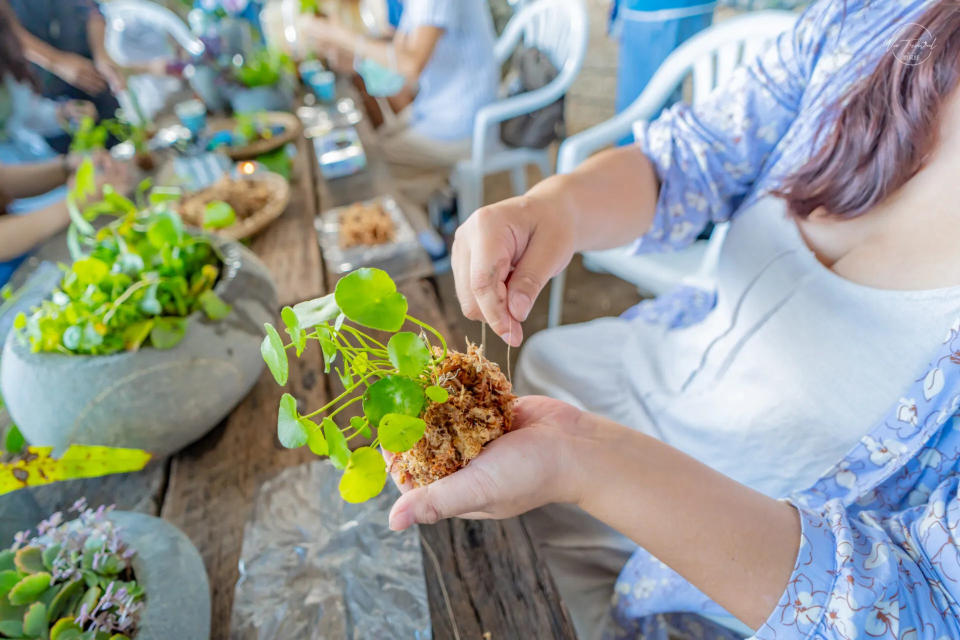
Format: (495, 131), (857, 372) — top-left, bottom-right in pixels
(378, 414), (426, 453)
(150, 317), (188, 350)
(73, 257), (109, 286)
(304, 417), (328, 456)
(350, 416), (372, 438)
(338, 447), (387, 503)
(280, 306), (306, 356)
(260, 323), (289, 386)
(203, 200), (236, 230)
(387, 332), (432, 378)
(324, 418), (350, 469)
(334, 268), (408, 331)
(277, 393), (308, 448)
(146, 209), (183, 248)
(425, 385), (449, 404)
(362, 376), (425, 428)
(8, 572), (51, 605)
(22, 601), (46, 636)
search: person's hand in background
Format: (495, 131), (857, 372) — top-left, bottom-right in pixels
(52, 51), (108, 94)
(93, 54), (126, 92)
(387, 396), (588, 530)
(56, 99), (97, 129)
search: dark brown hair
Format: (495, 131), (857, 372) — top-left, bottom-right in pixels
(0, 0), (36, 90)
(777, 3), (960, 218)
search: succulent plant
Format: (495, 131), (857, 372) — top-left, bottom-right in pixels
(0, 499), (144, 639)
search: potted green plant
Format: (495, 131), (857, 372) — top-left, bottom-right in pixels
(0, 498), (209, 640)
(227, 48), (295, 113)
(0, 160), (278, 457)
(260, 268), (515, 503)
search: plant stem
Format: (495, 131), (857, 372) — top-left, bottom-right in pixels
(303, 372), (377, 419)
(328, 395), (363, 421)
(102, 278), (156, 325)
(406, 315), (447, 362)
(340, 325), (388, 350)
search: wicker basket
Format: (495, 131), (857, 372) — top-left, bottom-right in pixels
(179, 171), (291, 240)
(207, 111), (302, 161)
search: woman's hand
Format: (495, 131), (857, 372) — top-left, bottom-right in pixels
(93, 54), (126, 93)
(297, 14), (352, 54)
(56, 100), (97, 129)
(52, 51), (108, 94)
(387, 396), (590, 530)
(452, 190), (578, 347)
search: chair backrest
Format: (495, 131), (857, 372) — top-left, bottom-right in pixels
(556, 10), (796, 175)
(103, 0), (205, 65)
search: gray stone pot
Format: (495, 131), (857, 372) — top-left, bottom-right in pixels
(0, 241), (277, 457)
(107, 511), (211, 640)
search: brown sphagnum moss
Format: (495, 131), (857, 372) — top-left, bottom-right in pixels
(392, 344), (515, 487)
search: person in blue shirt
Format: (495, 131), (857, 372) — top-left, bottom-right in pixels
(611, 0), (714, 143)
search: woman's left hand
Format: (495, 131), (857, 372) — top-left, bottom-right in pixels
(387, 396), (592, 530)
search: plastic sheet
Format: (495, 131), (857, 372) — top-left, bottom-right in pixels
(231, 461), (431, 639)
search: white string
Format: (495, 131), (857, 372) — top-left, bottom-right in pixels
(422, 536), (460, 640)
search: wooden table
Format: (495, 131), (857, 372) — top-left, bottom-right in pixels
(1, 131), (575, 639)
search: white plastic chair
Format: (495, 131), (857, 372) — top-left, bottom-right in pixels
(452, 0), (589, 224)
(546, 10), (797, 328)
(103, 0), (205, 123)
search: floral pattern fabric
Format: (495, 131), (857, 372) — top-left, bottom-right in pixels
(608, 0), (960, 638)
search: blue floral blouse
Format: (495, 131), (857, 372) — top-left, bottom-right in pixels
(609, 1), (960, 638)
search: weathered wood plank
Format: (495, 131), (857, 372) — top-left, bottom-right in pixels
(250, 138), (325, 307)
(161, 138), (330, 638)
(401, 280), (577, 640)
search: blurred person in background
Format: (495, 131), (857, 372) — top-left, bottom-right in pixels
(610, 0), (715, 144)
(296, 0), (499, 204)
(4, 0), (125, 153)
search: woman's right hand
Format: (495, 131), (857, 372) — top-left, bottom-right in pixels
(452, 189), (578, 347)
(53, 52), (108, 94)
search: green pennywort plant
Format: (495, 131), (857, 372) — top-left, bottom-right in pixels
(0, 499), (144, 639)
(261, 268), (450, 503)
(14, 159), (230, 355)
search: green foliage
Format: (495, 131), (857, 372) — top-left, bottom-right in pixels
(68, 118), (108, 154)
(202, 201), (236, 230)
(15, 160), (229, 355)
(234, 49), (294, 88)
(0, 500), (143, 639)
(261, 268), (452, 502)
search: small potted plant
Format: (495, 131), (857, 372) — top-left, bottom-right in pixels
(260, 268), (515, 502)
(0, 160), (278, 457)
(0, 498), (210, 639)
(227, 48), (295, 113)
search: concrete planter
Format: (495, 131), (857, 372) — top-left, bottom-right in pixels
(0, 241), (276, 458)
(107, 511), (211, 640)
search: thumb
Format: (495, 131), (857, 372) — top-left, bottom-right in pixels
(506, 235), (569, 323)
(388, 466), (492, 531)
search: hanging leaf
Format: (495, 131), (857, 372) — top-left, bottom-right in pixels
(277, 393), (308, 448)
(425, 385), (449, 404)
(362, 376), (425, 428)
(324, 418), (350, 469)
(350, 416), (371, 438)
(338, 447), (387, 503)
(260, 323), (289, 385)
(199, 290), (232, 320)
(281, 306), (306, 356)
(387, 332), (431, 378)
(150, 317), (188, 349)
(334, 268), (407, 332)
(378, 414), (426, 453)
(0, 446), (151, 495)
(291, 294), (340, 329)
(303, 417), (327, 455)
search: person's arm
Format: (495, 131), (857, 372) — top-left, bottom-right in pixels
(297, 17), (442, 83)
(388, 396), (960, 637)
(7, 3), (108, 95)
(85, 7), (126, 92)
(0, 200), (70, 261)
(0, 160), (69, 200)
(386, 396), (800, 629)
(451, 1), (834, 346)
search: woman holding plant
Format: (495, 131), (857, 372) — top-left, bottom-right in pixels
(388, 1), (960, 639)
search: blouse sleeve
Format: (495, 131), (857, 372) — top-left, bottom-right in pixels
(631, 1), (833, 254)
(398, 0), (458, 31)
(755, 485), (960, 640)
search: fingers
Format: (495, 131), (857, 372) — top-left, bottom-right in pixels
(388, 464), (494, 531)
(468, 233), (517, 345)
(506, 223), (568, 324)
(451, 232), (480, 320)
